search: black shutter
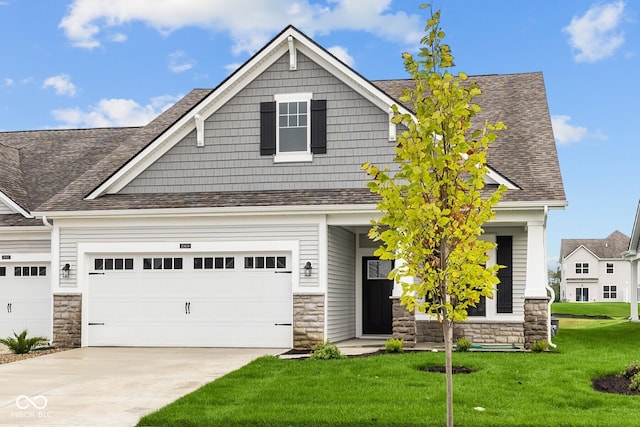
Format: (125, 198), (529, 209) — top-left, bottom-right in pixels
(496, 235), (513, 313)
(310, 99), (327, 154)
(260, 101), (276, 155)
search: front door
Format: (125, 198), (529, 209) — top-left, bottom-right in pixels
(362, 257), (394, 334)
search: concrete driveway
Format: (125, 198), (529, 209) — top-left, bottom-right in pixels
(0, 347), (284, 427)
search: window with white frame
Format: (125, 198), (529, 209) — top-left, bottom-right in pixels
(606, 263), (614, 274)
(274, 93), (311, 161)
(603, 285), (617, 299)
(260, 93), (326, 162)
(575, 263), (589, 274)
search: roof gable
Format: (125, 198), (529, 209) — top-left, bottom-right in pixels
(87, 25), (416, 200)
(561, 230), (630, 260)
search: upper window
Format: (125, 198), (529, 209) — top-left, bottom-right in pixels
(260, 94), (326, 162)
(606, 263), (614, 274)
(575, 263), (589, 274)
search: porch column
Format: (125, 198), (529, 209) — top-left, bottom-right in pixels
(631, 259), (639, 322)
(524, 221), (548, 299)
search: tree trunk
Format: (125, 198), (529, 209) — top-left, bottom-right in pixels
(443, 318), (454, 427)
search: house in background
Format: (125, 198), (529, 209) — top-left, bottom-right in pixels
(0, 26), (566, 350)
(560, 231), (631, 302)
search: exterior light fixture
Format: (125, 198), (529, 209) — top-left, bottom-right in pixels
(61, 263), (71, 278)
(303, 261), (312, 277)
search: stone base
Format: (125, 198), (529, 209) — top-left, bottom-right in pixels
(416, 320), (524, 344)
(392, 298), (416, 347)
(293, 293), (324, 350)
(524, 298), (550, 349)
(52, 294), (82, 348)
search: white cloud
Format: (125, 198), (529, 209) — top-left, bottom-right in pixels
(42, 74), (77, 97)
(168, 50), (196, 73)
(3, 78), (14, 87)
(327, 46), (354, 67)
(110, 32), (127, 43)
(563, 1), (625, 63)
(551, 115), (588, 145)
(58, 0), (422, 55)
(51, 94), (181, 128)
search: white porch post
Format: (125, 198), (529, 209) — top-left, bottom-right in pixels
(631, 258), (639, 322)
(525, 221), (548, 298)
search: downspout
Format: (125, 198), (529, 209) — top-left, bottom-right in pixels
(42, 215), (53, 230)
(542, 205), (557, 348)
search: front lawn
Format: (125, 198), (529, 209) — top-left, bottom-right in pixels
(139, 320), (640, 427)
(552, 302), (635, 318)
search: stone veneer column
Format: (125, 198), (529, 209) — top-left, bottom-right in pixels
(392, 297), (416, 347)
(52, 294), (82, 348)
(293, 293), (324, 350)
(524, 298), (549, 349)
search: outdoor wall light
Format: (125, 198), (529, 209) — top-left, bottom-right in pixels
(304, 261), (312, 277)
(61, 263), (70, 279)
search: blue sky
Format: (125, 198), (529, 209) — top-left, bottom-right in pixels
(0, 0), (637, 266)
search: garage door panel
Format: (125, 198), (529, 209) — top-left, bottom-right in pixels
(87, 253), (292, 348)
(0, 264), (51, 340)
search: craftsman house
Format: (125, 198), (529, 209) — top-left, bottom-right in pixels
(0, 26), (566, 350)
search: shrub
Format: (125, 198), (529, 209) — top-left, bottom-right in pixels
(622, 361), (640, 379)
(531, 340), (549, 352)
(0, 330), (48, 354)
(384, 338), (404, 353)
(630, 373), (640, 392)
(455, 337), (472, 352)
(310, 341), (345, 360)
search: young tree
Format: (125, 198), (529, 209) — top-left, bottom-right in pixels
(363, 5), (506, 426)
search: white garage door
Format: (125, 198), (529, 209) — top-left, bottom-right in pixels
(0, 263), (52, 340)
(87, 253), (292, 347)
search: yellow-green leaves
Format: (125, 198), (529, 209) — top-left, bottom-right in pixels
(362, 5), (505, 325)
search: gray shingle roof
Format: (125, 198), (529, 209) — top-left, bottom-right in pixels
(374, 72), (566, 204)
(1, 73), (565, 217)
(560, 230), (630, 260)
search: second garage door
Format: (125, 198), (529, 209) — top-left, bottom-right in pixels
(87, 253), (292, 347)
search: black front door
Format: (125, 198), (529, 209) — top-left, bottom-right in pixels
(362, 257), (394, 334)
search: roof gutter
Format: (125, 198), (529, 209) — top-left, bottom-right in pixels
(42, 215), (53, 230)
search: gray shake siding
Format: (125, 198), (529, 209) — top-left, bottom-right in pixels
(326, 226), (356, 342)
(120, 52), (395, 194)
(58, 221), (320, 288)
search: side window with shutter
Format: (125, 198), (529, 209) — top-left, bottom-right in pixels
(260, 95), (326, 161)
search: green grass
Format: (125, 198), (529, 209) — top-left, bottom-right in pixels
(551, 302), (635, 318)
(139, 320), (640, 427)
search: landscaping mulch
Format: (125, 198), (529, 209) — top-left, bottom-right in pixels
(0, 348), (68, 365)
(592, 375), (640, 395)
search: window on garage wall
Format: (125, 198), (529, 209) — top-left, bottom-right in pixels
(244, 256), (287, 270)
(193, 257), (235, 270)
(143, 257), (183, 270)
(13, 266), (46, 277)
(94, 258), (134, 271)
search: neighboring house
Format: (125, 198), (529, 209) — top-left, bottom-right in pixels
(0, 26), (566, 350)
(560, 231), (631, 303)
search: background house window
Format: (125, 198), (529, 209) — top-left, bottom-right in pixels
(576, 287), (589, 301)
(603, 285), (617, 299)
(575, 263), (589, 274)
(606, 263), (614, 274)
